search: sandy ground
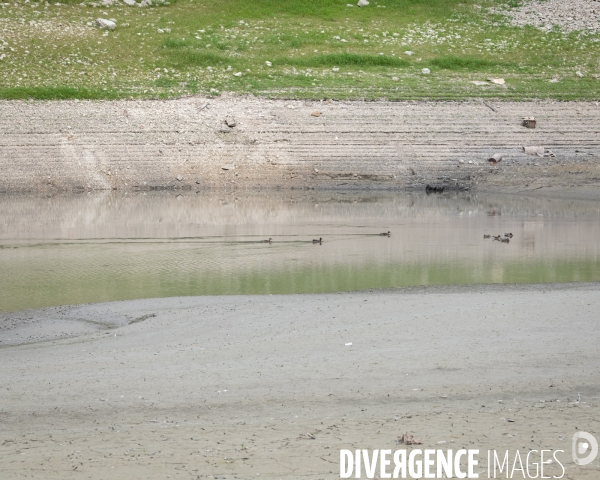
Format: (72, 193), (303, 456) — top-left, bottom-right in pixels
(1, 98), (599, 194)
(1, 283), (599, 479)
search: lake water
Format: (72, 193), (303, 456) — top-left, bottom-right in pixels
(1, 191), (599, 314)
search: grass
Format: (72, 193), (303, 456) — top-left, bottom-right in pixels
(285, 53), (410, 67)
(0, 0), (598, 100)
(0, 86), (124, 100)
(429, 55), (510, 70)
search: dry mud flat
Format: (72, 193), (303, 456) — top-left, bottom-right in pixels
(1, 97), (599, 195)
(1, 283), (600, 479)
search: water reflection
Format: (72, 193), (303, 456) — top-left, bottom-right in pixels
(1, 191), (599, 313)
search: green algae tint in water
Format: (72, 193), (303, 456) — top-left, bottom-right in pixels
(1, 191), (600, 313)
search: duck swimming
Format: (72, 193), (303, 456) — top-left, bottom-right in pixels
(261, 238), (272, 243)
(483, 234), (491, 239)
(312, 237), (322, 244)
(379, 231), (391, 237)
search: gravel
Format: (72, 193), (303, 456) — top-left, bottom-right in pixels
(491, 0), (600, 33)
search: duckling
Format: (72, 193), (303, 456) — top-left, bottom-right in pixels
(379, 231), (391, 237)
(483, 234), (491, 239)
(260, 238), (272, 243)
(312, 237), (322, 244)
(493, 235), (502, 241)
(504, 233), (513, 238)
(500, 238), (510, 244)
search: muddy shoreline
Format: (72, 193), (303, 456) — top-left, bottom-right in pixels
(1, 97), (599, 195)
(1, 283), (599, 479)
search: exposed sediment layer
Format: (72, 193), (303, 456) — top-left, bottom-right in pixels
(1, 284), (599, 479)
(1, 96), (599, 193)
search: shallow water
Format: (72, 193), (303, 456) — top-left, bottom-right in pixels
(1, 191), (599, 313)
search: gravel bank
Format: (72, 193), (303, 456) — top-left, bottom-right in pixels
(491, 0), (600, 33)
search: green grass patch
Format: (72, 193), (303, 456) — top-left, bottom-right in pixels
(162, 38), (193, 49)
(285, 53), (410, 68)
(429, 55), (511, 70)
(0, 86), (124, 100)
(166, 50), (233, 67)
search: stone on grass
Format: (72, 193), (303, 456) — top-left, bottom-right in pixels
(123, 0), (136, 5)
(95, 18), (116, 30)
(357, 0), (369, 6)
(421, 68), (430, 75)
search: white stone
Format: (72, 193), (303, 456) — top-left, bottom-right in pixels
(421, 68), (430, 75)
(123, 0), (135, 5)
(265, 61), (272, 67)
(357, 0), (369, 6)
(95, 18), (116, 30)
(233, 72), (242, 77)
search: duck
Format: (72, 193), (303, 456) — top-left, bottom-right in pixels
(312, 238), (322, 244)
(504, 233), (513, 238)
(261, 238), (272, 243)
(493, 235), (502, 241)
(483, 234), (491, 239)
(500, 238), (510, 244)
(379, 231), (391, 237)
(425, 184), (444, 194)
